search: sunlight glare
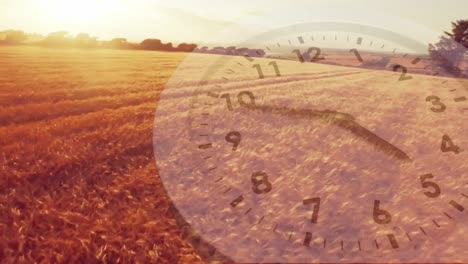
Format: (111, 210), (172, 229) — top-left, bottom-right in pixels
(42, 0), (118, 25)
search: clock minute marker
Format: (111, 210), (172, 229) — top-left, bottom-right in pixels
(230, 195), (243, 207)
(449, 200), (465, 212)
(357, 37), (363, 45)
(443, 212), (453, 219)
(298, 36), (305, 44)
(207, 167), (217, 172)
(244, 208), (252, 215)
(258, 216), (265, 224)
(405, 232), (412, 241)
(387, 234), (399, 249)
(272, 224), (278, 232)
(214, 177), (223, 183)
(419, 226), (427, 235)
(198, 143), (212, 149)
(411, 57), (421, 64)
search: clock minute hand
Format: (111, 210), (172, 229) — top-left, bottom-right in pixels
(331, 117), (411, 162)
(245, 104), (411, 162)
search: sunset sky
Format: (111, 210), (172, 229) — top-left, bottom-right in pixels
(1, 0), (467, 45)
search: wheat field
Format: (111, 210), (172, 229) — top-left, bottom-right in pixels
(0, 46), (204, 263)
(1, 46), (467, 263)
(155, 53), (468, 262)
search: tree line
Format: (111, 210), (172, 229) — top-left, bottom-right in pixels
(0, 30), (199, 52)
(3, 20), (465, 66)
(0, 30), (266, 57)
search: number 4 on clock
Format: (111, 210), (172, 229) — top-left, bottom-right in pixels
(441, 134), (461, 154)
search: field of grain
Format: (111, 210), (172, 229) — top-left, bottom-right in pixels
(1, 46), (467, 263)
(0, 46), (204, 263)
(155, 52), (468, 262)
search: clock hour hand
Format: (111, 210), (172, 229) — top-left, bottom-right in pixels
(245, 104), (411, 162)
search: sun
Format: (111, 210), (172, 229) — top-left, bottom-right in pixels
(42, 0), (117, 25)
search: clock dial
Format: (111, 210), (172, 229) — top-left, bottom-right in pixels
(153, 22), (467, 263)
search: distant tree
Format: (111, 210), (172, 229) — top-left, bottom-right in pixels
(42, 31), (73, 47)
(210, 46), (226, 55)
(47, 31), (69, 39)
(235, 47), (249, 56)
(75, 33), (98, 48)
(446, 20), (468, 47)
(140, 38), (163, 50)
(112, 38), (128, 45)
(429, 19), (468, 75)
(161, 42), (173, 51)
(225, 46), (236, 55)
(26, 33), (45, 43)
(176, 43), (197, 52)
(0, 30), (27, 45)
(104, 38), (139, 49)
(140, 39), (179, 51)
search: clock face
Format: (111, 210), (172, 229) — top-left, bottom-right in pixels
(153, 22), (468, 263)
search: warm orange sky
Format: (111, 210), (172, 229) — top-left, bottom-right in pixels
(1, 0), (467, 45)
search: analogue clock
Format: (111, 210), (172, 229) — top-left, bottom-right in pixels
(153, 22), (467, 263)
